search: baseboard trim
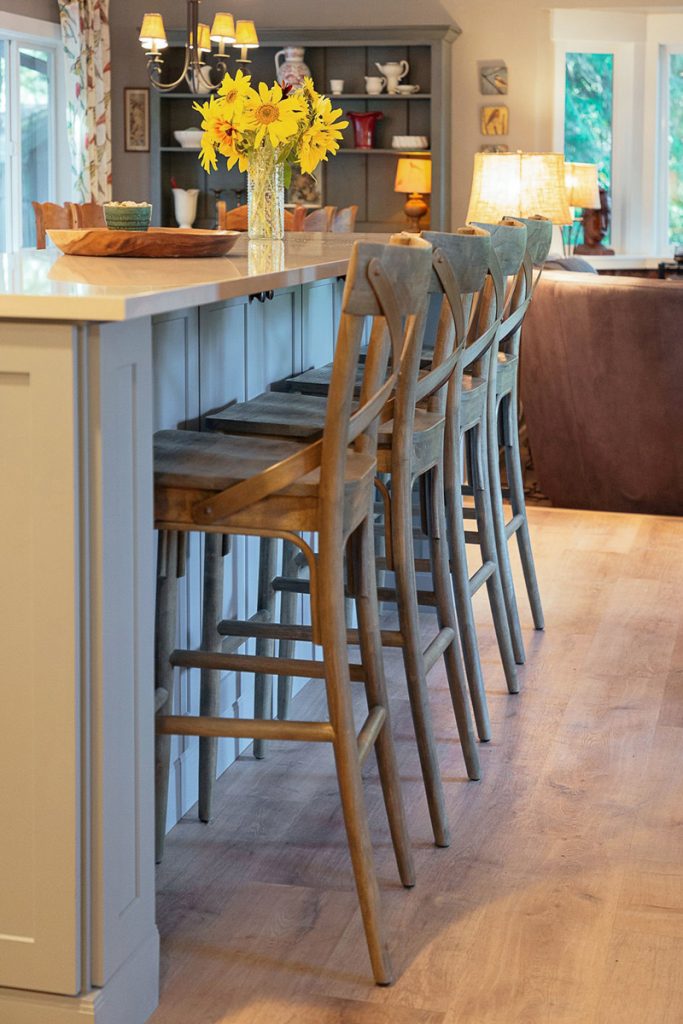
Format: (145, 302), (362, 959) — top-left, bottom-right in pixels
(0, 928), (159, 1024)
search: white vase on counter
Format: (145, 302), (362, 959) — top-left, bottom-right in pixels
(172, 187), (199, 229)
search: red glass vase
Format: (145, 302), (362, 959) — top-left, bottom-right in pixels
(348, 110), (384, 149)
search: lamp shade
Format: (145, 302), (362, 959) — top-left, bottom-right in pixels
(394, 157), (432, 195)
(466, 151), (572, 225)
(196, 22), (212, 52)
(565, 162), (600, 209)
(210, 13), (236, 43)
(233, 19), (259, 48)
(139, 12), (168, 50)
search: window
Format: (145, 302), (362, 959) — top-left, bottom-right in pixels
(0, 17), (68, 252)
(563, 52), (614, 245)
(666, 50), (683, 245)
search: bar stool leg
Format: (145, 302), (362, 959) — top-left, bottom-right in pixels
(253, 536), (278, 759)
(503, 382), (544, 630)
(351, 514), (416, 886)
(390, 470), (450, 848)
(445, 428), (491, 742)
(155, 530), (179, 864)
(426, 463), (481, 781)
(198, 532), (225, 823)
(468, 423), (519, 695)
(276, 538), (299, 720)
(318, 536), (395, 986)
(488, 395), (526, 664)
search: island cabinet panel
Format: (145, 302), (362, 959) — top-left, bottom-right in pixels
(0, 323), (81, 995)
(89, 320), (156, 988)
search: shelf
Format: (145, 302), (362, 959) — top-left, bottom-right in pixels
(161, 146), (201, 152)
(337, 148), (431, 155)
(160, 91), (431, 100)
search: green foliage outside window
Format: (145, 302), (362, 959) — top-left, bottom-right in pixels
(564, 52), (614, 244)
(669, 53), (683, 244)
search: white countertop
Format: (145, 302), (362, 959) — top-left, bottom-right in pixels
(0, 233), (374, 322)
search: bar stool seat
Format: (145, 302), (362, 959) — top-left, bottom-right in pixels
(155, 428), (376, 530)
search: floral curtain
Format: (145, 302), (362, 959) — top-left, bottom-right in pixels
(58, 0), (112, 203)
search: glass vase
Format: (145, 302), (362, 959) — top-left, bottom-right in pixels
(247, 145), (285, 240)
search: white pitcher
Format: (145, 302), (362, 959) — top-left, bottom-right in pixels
(172, 188), (199, 229)
(275, 47), (311, 89)
(375, 59), (409, 94)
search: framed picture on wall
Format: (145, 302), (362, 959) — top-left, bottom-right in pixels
(285, 169), (323, 208)
(481, 105), (509, 136)
(124, 87), (150, 153)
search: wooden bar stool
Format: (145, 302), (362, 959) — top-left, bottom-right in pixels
(278, 228), (521, 741)
(205, 231), (506, 838)
(154, 237), (434, 985)
(467, 218), (552, 665)
(67, 201), (106, 228)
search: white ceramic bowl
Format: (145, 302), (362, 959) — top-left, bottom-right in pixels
(174, 129), (203, 149)
(391, 135), (429, 150)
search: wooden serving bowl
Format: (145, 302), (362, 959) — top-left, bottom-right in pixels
(47, 227), (242, 258)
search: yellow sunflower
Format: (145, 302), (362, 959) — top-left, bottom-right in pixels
(299, 95), (348, 174)
(217, 68), (257, 108)
(243, 82), (307, 149)
(193, 94), (249, 172)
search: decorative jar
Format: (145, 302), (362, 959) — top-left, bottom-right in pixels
(347, 110), (384, 149)
(274, 46), (311, 89)
(247, 145), (285, 240)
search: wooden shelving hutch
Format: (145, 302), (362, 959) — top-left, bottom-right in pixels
(150, 26), (458, 233)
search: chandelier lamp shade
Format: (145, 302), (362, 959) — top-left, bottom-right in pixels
(466, 151), (573, 225)
(139, 1), (259, 92)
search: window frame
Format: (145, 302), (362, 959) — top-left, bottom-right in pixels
(553, 38), (640, 255)
(657, 44), (683, 251)
(0, 12), (70, 252)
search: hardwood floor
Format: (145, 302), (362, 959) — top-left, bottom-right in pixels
(150, 507), (683, 1024)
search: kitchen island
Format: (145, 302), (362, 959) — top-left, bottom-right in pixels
(0, 234), (365, 1024)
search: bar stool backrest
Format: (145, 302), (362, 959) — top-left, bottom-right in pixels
(192, 238), (433, 529)
(470, 219), (527, 372)
(420, 227), (494, 415)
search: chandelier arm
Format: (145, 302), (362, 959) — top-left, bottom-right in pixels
(147, 45), (192, 92)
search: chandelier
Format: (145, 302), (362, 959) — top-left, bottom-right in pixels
(139, 0), (259, 93)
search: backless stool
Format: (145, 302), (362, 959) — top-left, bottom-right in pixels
(154, 238), (434, 985)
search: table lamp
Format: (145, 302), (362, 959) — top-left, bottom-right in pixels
(466, 151), (572, 228)
(394, 157), (432, 231)
(563, 161), (600, 254)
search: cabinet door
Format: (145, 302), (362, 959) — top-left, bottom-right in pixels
(246, 286), (301, 396)
(302, 278), (337, 370)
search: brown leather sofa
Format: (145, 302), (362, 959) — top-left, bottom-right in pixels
(521, 271), (683, 516)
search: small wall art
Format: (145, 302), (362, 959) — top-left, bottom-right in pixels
(478, 61), (508, 95)
(480, 143), (510, 153)
(124, 87), (150, 153)
(481, 105), (509, 136)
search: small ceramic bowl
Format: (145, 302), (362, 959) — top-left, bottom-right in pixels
(174, 129), (203, 149)
(104, 202), (152, 231)
(395, 84), (420, 95)
(391, 135), (429, 150)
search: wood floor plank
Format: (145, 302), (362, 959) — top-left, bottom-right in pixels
(149, 507), (683, 1023)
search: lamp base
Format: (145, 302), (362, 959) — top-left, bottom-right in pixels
(403, 192), (428, 232)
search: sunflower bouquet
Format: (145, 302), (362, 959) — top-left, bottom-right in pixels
(194, 70), (348, 239)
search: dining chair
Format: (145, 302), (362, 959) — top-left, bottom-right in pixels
(217, 201), (299, 232)
(154, 236), (434, 985)
(68, 201), (106, 228)
(332, 205), (359, 232)
(31, 201), (73, 249)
